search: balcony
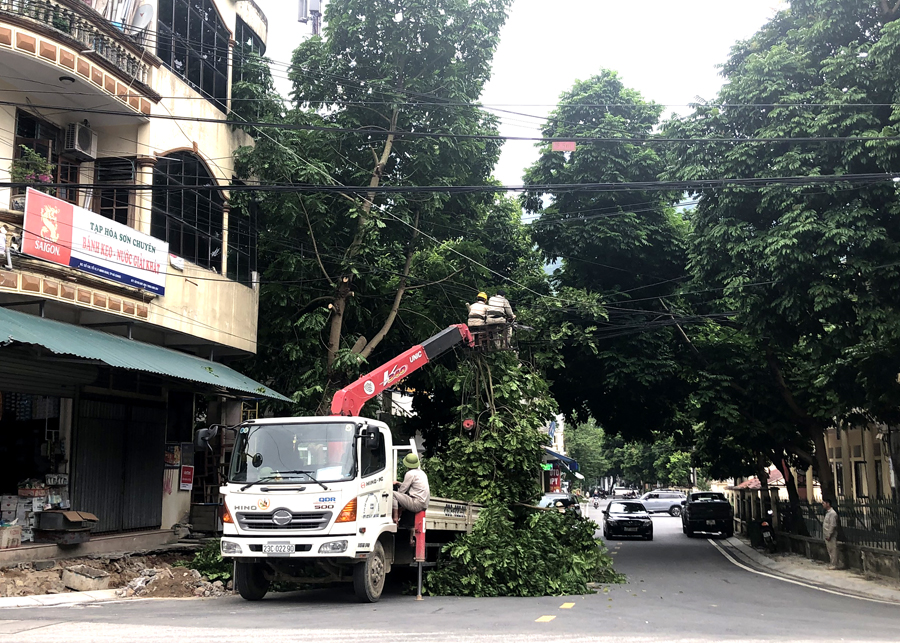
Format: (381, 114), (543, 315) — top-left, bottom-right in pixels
(0, 0), (152, 88)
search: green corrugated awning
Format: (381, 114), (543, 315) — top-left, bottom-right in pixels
(0, 306), (289, 401)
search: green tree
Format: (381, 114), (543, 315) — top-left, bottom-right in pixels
(565, 418), (609, 488)
(665, 0), (900, 499)
(521, 71), (692, 443)
(235, 0), (513, 412)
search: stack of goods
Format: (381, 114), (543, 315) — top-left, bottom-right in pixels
(0, 476), (72, 545)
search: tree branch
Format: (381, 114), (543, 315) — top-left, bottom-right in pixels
(300, 200), (332, 287)
(360, 212), (420, 359)
(405, 268), (463, 290)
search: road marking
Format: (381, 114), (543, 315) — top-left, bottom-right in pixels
(707, 538), (899, 605)
(535, 615), (556, 622)
(559, 602), (575, 609)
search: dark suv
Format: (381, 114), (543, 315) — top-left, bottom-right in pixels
(681, 492), (734, 537)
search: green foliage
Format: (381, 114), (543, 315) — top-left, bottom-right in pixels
(520, 71), (692, 443)
(425, 352), (551, 505)
(564, 418), (609, 488)
(173, 539), (232, 582)
(425, 503), (622, 597)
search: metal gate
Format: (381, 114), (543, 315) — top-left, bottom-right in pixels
(72, 399), (166, 533)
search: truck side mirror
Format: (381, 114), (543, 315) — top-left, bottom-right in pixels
(194, 426), (219, 450)
(362, 426), (379, 449)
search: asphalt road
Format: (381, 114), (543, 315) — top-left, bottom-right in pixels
(1, 503), (898, 642)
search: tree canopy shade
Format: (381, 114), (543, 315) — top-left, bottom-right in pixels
(664, 0), (900, 497)
(234, 0), (520, 412)
(520, 71), (692, 442)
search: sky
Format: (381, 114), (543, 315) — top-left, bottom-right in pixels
(252, 0), (788, 185)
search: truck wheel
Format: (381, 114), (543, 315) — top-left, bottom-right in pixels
(684, 525), (695, 538)
(724, 527), (734, 538)
(669, 506), (682, 517)
(234, 561), (270, 601)
(353, 541), (386, 603)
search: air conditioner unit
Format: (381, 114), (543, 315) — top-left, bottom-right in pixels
(64, 122), (98, 162)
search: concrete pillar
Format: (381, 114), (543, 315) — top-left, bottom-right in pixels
(863, 425), (877, 499)
(134, 156), (158, 237)
(840, 427), (853, 499)
(221, 203), (230, 277)
(806, 465), (815, 502)
(769, 488), (780, 530)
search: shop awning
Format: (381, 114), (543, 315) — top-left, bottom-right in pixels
(0, 307), (289, 401)
(543, 447), (579, 471)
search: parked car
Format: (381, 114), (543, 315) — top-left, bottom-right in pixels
(639, 490), (687, 516)
(612, 486), (636, 498)
(681, 491), (734, 537)
(602, 501), (653, 540)
(538, 492), (583, 517)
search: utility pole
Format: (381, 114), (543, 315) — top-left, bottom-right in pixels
(299, 0), (323, 36)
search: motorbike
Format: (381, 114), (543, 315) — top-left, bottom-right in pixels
(760, 510), (777, 553)
(592, 498), (600, 509)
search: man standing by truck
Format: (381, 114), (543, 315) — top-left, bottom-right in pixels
(393, 453), (430, 523)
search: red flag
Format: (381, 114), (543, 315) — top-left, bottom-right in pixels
(551, 141), (576, 152)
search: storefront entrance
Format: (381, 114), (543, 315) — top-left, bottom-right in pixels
(71, 399), (166, 533)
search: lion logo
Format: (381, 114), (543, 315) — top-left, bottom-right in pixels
(40, 204), (60, 242)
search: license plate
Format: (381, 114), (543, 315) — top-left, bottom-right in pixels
(706, 520), (716, 526)
(263, 543), (293, 555)
(624, 527), (638, 532)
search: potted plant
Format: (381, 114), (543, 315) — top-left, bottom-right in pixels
(9, 144), (55, 210)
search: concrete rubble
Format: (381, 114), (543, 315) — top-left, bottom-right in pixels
(117, 567), (230, 599)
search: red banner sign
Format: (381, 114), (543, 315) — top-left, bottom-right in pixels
(179, 465), (194, 491)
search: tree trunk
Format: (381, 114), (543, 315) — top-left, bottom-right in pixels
(771, 451), (809, 536)
(887, 427), (900, 501)
(325, 106), (401, 369)
(810, 427), (835, 502)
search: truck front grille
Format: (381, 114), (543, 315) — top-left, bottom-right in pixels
(236, 510), (332, 531)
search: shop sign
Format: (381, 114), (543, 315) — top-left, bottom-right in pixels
(179, 465), (194, 491)
(549, 467), (561, 492)
(22, 189), (168, 295)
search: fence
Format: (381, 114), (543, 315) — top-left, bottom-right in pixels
(776, 497), (900, 552)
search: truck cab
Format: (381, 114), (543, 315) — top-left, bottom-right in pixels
(217, 416), (401, 601)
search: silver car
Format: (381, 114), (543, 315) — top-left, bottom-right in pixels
(639, 490), (686, 516)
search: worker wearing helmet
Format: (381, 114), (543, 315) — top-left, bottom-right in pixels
(467, 292), (489, 328)
(487, 289), (515, 346)
(393, 453), (430, 523)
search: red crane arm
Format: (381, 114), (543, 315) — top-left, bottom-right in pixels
(330, 324), (474, 416)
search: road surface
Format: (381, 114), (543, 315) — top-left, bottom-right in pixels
(1, 503), (897, 642)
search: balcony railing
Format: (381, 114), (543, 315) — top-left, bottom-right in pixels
(0, 0), (149, 85)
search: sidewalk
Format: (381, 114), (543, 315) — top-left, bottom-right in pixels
(719, 535), (900, 604)
(0, 589), (121, 609)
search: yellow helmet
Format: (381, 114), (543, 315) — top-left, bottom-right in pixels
(477, 292), (488, 301)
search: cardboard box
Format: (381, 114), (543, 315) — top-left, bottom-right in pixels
(31, 498), (46, 512)
(1, 496), (17, 512)
(1, 510), (15, 522)
(0, 525), (22, 549)
(20, 528), (33, 543)
(36, 510), (99, 531)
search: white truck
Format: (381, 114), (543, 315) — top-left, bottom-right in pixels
(196, 325), (482, 602)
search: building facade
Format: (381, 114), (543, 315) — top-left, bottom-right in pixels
(0, 0), (281, 548)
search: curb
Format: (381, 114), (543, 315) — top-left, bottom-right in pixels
(720, 536), (900, 604)
(0, 588), (120, 609)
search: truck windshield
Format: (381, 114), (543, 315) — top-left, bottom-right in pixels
(229, 422), (358, 484)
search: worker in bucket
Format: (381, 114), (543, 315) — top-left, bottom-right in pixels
(466, 291), (489, 328)
(487, 289), (515, 346)
(393, 453), (430, 523)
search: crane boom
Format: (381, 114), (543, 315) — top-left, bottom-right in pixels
(330, 324), (474, 416)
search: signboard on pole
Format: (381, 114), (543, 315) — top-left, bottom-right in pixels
(22, 188), (168, 295)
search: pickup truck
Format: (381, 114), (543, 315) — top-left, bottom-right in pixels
(681, 491), (734, 538)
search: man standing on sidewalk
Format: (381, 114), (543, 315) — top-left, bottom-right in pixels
(822, 498), (840, 569)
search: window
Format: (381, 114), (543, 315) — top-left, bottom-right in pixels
(854, 461), (867, 498)
(233, 16), (266, 84)
(226, 191), (258, 287)
(360, 433), (386, 478)
(94, 158), (135, 225)
(157, 0), (230, 112)
(834, 462), (844, 497)
(14, 111), (80, 205)
(150, 152), (223, 272)
(874, 460), (884, 499)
